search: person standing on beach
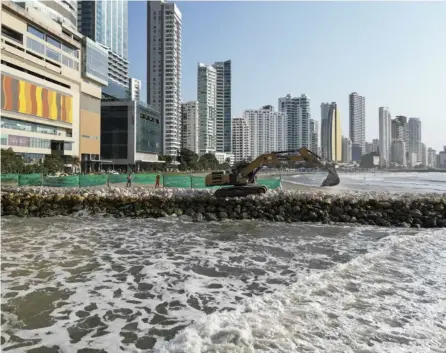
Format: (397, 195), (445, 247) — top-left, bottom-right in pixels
(126, 173), (133, 187)
(155, 174), (161, 188)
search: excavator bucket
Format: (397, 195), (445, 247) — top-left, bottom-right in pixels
(321, 164), (340, 187)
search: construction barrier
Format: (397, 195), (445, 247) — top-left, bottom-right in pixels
(2, 173), (282, 190)
(133, 173), (163, 184)
(108, 174), (128, 184)
(18, 173), (42, 186)
(1, 174), (19, 182)
(43, 175), (79, 187)
(79, 174), (108, 187)
(163, 173), (192, 188)
(257, 178), (282, 190)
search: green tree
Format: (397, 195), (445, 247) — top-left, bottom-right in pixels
(43, 154), (65, 175)
(179, 148), (199, 170)
(198, 153), (219, 170)
(23, 162), (44, 174)
(158, 155), (173, 164)
(1, 148), (25, 173)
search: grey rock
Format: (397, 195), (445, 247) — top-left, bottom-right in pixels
(179, 215), (192, 222)
(410, 209), (422, 217)
(218, 212), (228, 220)
(396, 222), (411, 228)
(204, 213), (218, 221)
(192, 213), (204, 222)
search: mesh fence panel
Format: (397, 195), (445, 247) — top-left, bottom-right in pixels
(108, 174), (128, 184)
(133, 173), (163, 184)
(18, 173), (42, 186)
(1, 174), (19, 182)
(257, 178), (282, 189)
(163, 174), (192, 188)
(43, 175), (79, 187)
(79, 174), (108, 187)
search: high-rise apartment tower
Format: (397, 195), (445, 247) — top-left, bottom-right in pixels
(147, 0), (182, 156)
(78, 0), (129, 86)
(349, 92), (366, 154)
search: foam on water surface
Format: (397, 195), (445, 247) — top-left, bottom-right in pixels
(155, 228), (446, 353)
(1, 216), (445, 353)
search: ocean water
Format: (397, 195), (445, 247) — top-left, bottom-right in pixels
(282, 172), (446, 194)
(2, 213), (446, 352)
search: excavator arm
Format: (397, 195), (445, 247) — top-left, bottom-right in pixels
(238, 148), (340, 187)
(206, 147), (340, 198)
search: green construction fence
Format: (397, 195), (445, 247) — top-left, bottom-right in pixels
(2, 173), (282, 190)
(1, 174), (19, 182)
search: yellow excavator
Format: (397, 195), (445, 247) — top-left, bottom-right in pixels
(205, 148), (340, 198)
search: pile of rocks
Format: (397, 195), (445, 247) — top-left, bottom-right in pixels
(1, 186), (445, 228)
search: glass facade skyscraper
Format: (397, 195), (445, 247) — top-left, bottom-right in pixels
(78, 0), (129, 87)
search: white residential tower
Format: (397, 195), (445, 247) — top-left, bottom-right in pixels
(232, 117), (251, 163)
(379, 107), (392, 166)
(197, 63), (217, 154)
(278, 94), (311, 150)
(147, 0), (182, 156)
(349, 92), (366, 154)
(243, 105), (287, 159)
(181, 101), (199, 153)
(408, 117), (422, 163)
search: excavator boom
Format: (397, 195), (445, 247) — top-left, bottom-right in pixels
(205, 148), (340, 198)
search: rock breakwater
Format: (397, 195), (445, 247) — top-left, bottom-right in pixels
(2, 186), (446, 228)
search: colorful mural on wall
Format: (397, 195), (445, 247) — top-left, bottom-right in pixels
(1, 74), (72, 123)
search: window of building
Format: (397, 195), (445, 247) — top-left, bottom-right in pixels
(1, 117), (57, 135)
(2, 26), (23, 44)
(26, 37), (46, 55)
(46, 35), (61, 49)
(3, 134), (51, 149)
(46, 47), (61, 62)
(27, 25), (45, 40)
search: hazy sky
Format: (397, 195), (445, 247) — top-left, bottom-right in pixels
(128, 1), (446, 151)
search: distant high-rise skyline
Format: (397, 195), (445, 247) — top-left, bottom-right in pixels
(392, 139), (407, 166)
(278, 94), (311, 150)
(181, 101), (199, 154)
(212, 60), (232, 153)
(232, 117), (251, 163)
(342, 136), (352, 163)
(309, 119), (319, 155)
(379, 107), (392, 166)
(243, 105), (287, 159)
(391, 115), (409, 161)
(408, 117), (422, 163)
(348, 92), (366, 154)
(147, 0), (182, 156)
(78, 0), (129, 86)
(321, 102), (342, 162)
(421, 142), (427, 166)
(197, 63), (217, 154)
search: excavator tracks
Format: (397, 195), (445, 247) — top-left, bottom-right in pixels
(215, 185), (268, 198)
